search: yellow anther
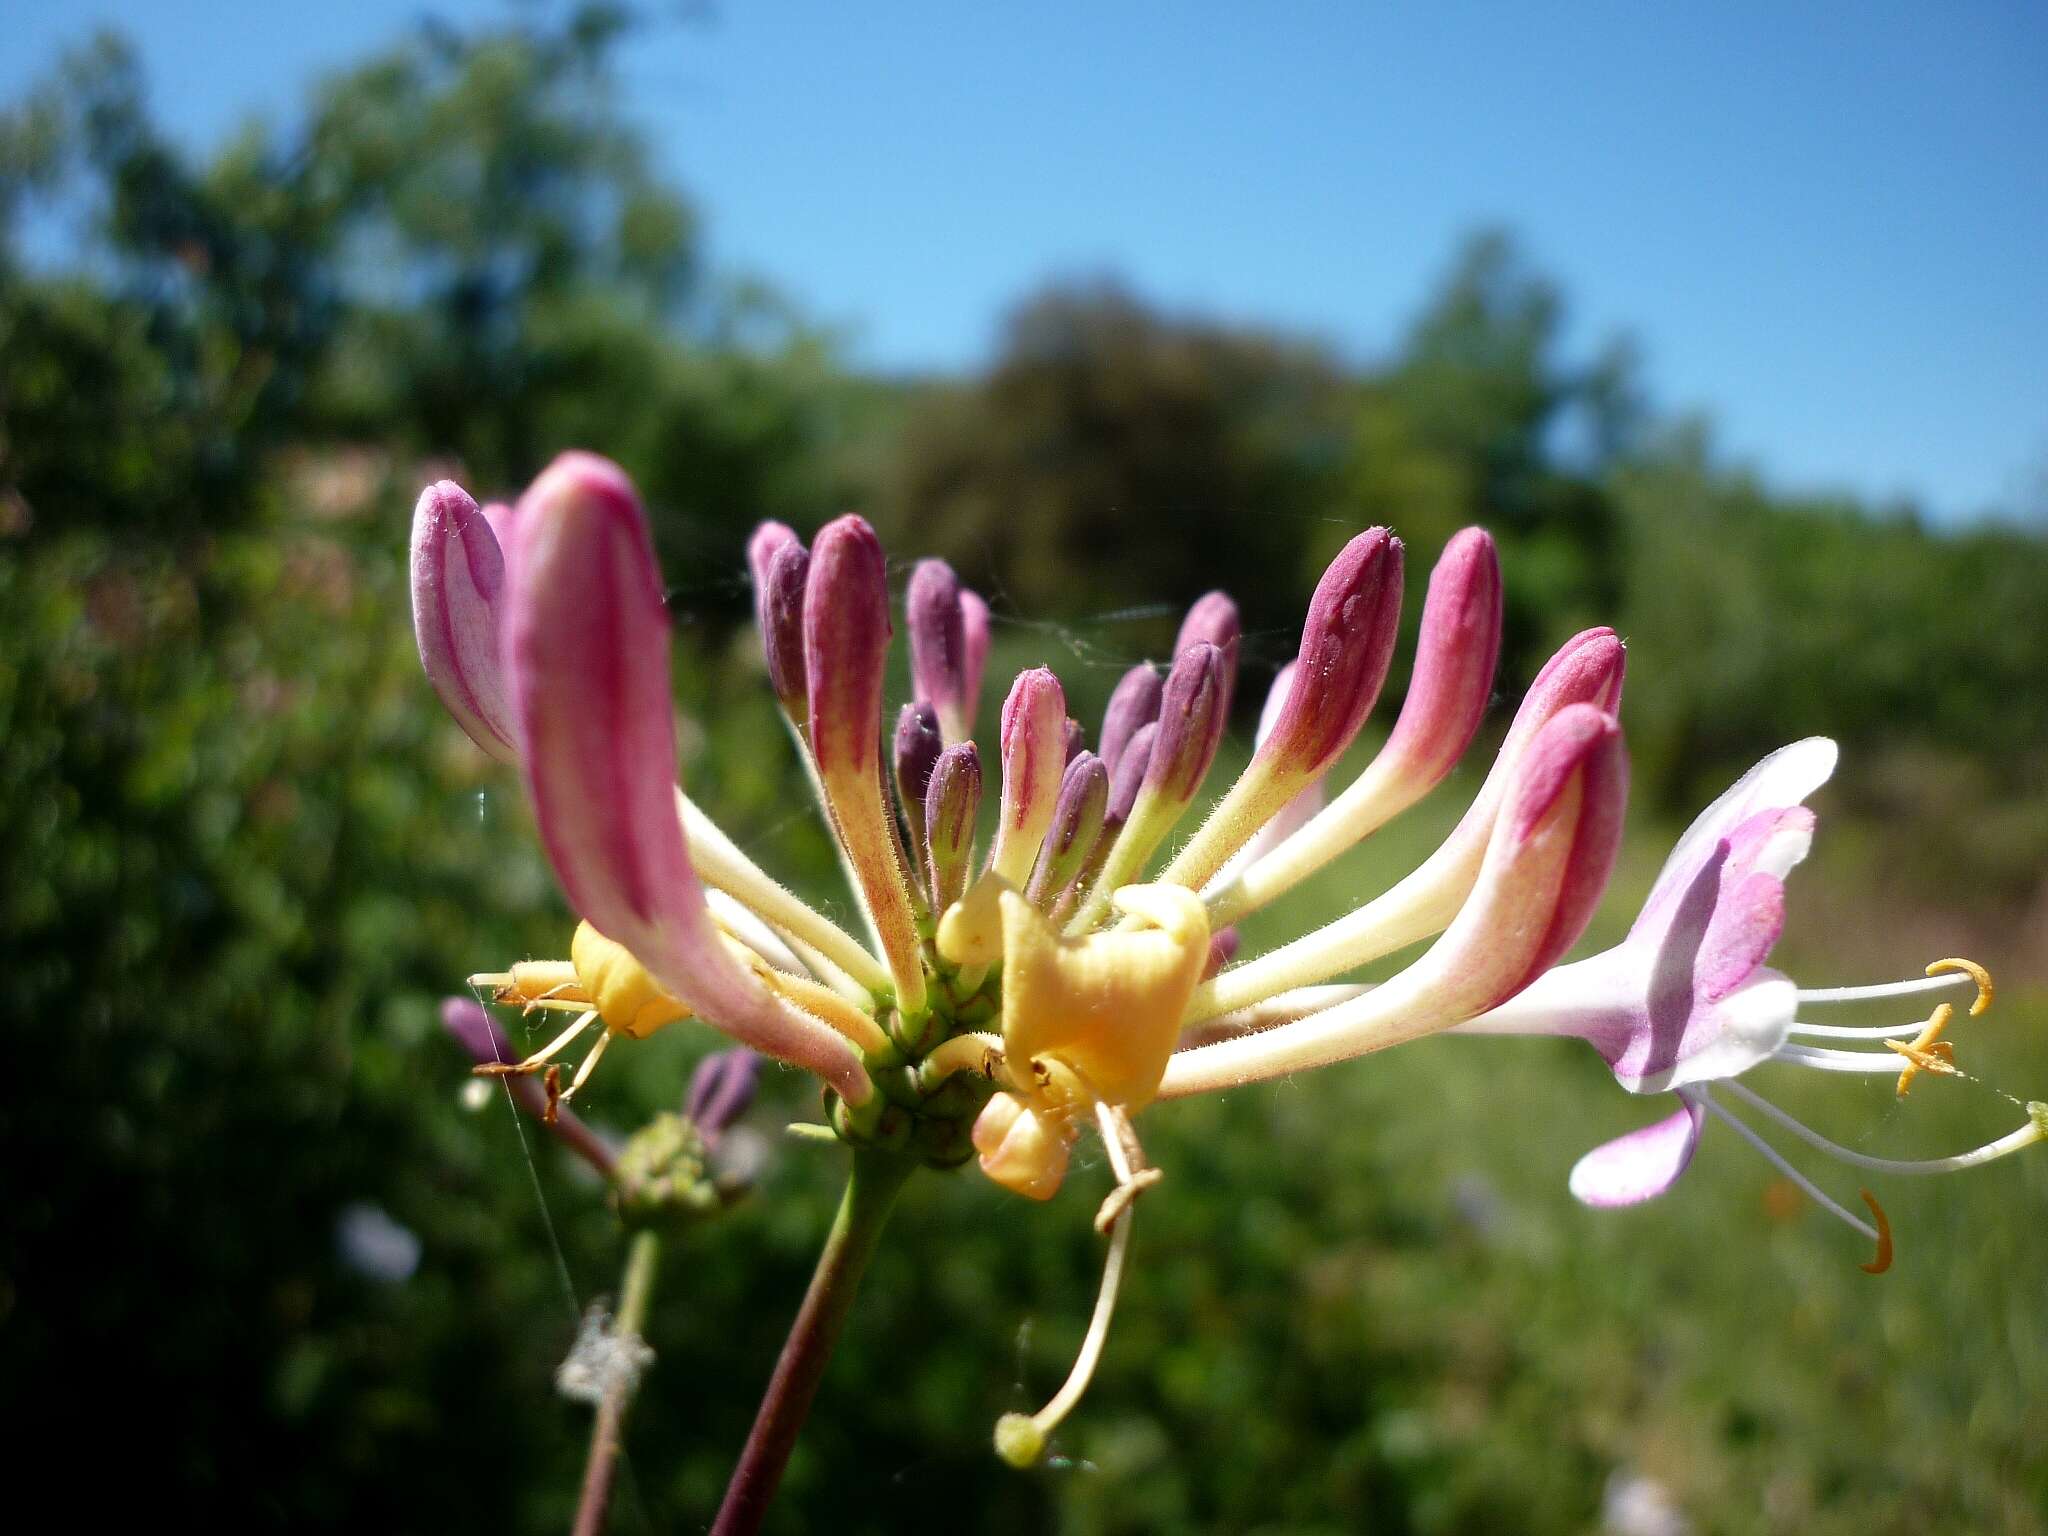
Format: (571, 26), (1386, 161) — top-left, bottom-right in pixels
(1885, 1003), (1958, 1097)
(1927, 956), (1994, 1016)
(1857, 1189), (1893, 1275)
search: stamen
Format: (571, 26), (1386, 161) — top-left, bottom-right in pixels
(1695, 1090), (1880, 1248)
(1770, 1043), (1922, 1074)
(992, 1105), (1151, 1468)
(559, 1027), (614, 1102)
(472, 1008), (599, 1076)
(1720, 1078), (2047, 1175)
(1797, 973), (1971, 1006)
(1786, 1019), (1928, 1040)
(1884, 1003), (1957, 1096)
(1858, 1190), (1893, 1275)
(1927, 956), (1994, 1016)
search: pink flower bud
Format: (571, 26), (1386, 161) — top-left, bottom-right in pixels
(1025, 751), (1109, 907)
(505, 452), (869, 1100)
(990, 666), (1069, 887)
(803, 515), (892, 781)
(1255, 528), (1404, 778)
(1377, 527), (1501, 790)
(748, 521), (810, 718)
(1143, 641), (1229, 806)
(1099, 664), (1164, 779)
(1492, 702), (1629, 999)
(959, 589), (992, 740)
(1175, 591), (1242, 719)
(1160, 703), (1628, 1098)
(410, 479), (516, 762)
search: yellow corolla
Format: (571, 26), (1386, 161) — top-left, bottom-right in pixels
(971, 885), (1209, 1200)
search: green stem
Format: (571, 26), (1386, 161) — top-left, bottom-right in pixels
(571, 1229), (661, 1536)
(710, 1149), (914, 1536)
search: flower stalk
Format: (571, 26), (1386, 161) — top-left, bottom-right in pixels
(710, 1150), (915, 1536)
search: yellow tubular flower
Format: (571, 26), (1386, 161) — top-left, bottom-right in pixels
(973, 885), (1209, 1199)
(571, 920), (692, 1039)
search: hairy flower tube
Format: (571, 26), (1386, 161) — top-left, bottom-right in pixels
(412, 457), (2039, 1500)
(1455, 737), (2045, 1271)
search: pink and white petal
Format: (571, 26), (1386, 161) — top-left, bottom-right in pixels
(1568, 1095), (1705, 1207)
(1637, 738), (1835, 932)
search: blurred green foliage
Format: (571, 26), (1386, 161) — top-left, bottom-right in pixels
(2, 6), (2043, 1532)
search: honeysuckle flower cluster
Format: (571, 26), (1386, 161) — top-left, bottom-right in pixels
(411, 451), (2042, 1487)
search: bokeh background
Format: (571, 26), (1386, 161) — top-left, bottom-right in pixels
(2, 4), (2044, 1532)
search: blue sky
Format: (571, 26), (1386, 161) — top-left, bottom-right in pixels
(6, 0), (2045, 521)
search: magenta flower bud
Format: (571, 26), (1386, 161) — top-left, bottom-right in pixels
(803, 515), (891, 779)
(1107, 721), (1157, 824)
(925, 741), (983, 911)
(749, 522), (810, 720)
(441, 998), (613, 1174)
(803, 513), (926, 1013)
(1176, 590), (1242, 719)
(1144, 641), (1230, 806)
(1025, 751), (1109, 907)
(1098, 664), (1163, 780)
(685, 1048), (762, 1147)
(1256, 528), (1404, 778)
(990, 666), (1069, 887)
(1491, 702), (1630, 1000)
(505, 453), (870, 1099)
(410, 479), (516, 762)
(1377, 528), (1502, 789)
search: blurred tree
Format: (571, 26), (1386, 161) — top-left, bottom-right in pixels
(873, 279), (1351, 648)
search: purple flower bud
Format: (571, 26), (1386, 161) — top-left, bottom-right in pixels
(1098, 664), (1164, 780)
(990, 667), (1069, 887)
(907, 557), (969, 731)
(925, 741), (983, 911)
(1256, 528), (1404, 778)
(410, 480), (516, 762)
(893, 700), (946, 838)
(1376, 528), (1501, 791)
(1063, 717), (1087, 763)
(1144, 641), (1230, 807)
(1107, 721), (1157, 823)
(803, 514), (926, 1012)
(1025, 751), (1109, 907)
(1203, 927), (1241, 980)
(686, 1048), (762, 1146)
(1175, 591), (1242, 720)
(749, 522), (810, 720)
